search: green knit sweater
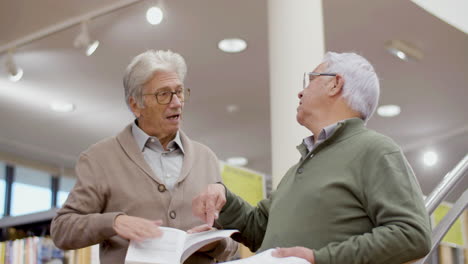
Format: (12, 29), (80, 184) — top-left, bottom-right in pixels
(219, 118), (431, 264)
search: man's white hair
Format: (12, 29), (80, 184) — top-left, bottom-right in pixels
(322, 52), (380, 122)
(123, 49), (187, 110)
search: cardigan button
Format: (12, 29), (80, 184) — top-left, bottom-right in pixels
(297, 168), (304, 174)
(158, 184), (166, 192)
(169, 211), (176, 219)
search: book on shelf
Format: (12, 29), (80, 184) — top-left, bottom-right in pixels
(0, 236), (68, 264)
(125, 227), (238, 264)
(219, 248), (310, 264)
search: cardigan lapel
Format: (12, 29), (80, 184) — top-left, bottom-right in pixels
(116, 124), (161, 183)
(177, 130), (194, 184)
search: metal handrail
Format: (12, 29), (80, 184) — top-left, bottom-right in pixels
(413, 190), (468, 264)
(410, 154), (468, 264)
(425, 154), (468, 215)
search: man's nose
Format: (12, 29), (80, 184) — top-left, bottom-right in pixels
(169, 94), (182, 107)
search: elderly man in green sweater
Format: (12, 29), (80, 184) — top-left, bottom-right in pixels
(192, 52), (431, 264)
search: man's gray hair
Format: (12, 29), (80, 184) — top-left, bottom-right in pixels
(322, 52), (380, 122)
(123, 49), (187, 109)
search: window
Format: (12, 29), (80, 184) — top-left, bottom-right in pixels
(11, 166), (51, 216)
(0, 162), (5, 217)
(58, 176), (76, 207)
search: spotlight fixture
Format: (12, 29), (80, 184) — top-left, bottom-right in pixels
(5, 52), (23, 82)
(218, 38), (247, 53)
(385, 40), (423, 61)
(74, 21), (100, 56)
(146, 6), (164, 25)
(377, 104), (401, 117)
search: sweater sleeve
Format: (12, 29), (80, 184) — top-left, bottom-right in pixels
(217, 188), (271, 252)
(202, 160), (240, 261)
(314, 150), (431, 264)
(51, 154), (124, 250)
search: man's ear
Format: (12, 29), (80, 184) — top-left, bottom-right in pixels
(329, 74), (344, 96)
(129, 97), (141, 118)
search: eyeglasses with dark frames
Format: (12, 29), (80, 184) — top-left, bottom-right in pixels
(143, 88), (191, 105)
(303, 72), (337, 89)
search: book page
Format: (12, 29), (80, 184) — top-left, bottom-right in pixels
(125, 227), (187, 264)
(180, 229), (238, 263)
(219, 248), (310, 264)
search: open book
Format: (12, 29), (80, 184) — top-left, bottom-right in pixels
(219, 249), (310, 264)
(125, 227), (238, 264)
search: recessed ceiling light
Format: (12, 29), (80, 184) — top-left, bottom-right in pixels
(395, 50), (407, 60)
(226, 156), (248, 167)
(226, 104), (239, 113)
(377, 104), (401, 117)
(218, 38), (247, 53)
(50, 102), (75, 113)
(423, 151), (438, 167)
(386, 48), (408, 61)
(146, 7), (163, 25)
(385, 40), (423, 61)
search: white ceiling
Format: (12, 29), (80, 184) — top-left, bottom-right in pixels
(0, 0), (467, 201)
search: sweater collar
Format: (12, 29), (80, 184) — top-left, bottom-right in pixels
(297, 118), (366, 158)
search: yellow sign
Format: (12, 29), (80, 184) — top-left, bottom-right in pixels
(221, 164), (265, 206)
(433, 203), (466, 247)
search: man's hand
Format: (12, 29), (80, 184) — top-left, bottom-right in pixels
(272, 247), (315, 264)
(192, 183), (226, 226)
(187, 224), (219, 252)
(113, 215), (163, 242)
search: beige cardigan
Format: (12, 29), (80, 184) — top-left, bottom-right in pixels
(51, 124), (237, 264)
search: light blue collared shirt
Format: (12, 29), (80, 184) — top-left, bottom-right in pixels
(132, 121), (184, 190)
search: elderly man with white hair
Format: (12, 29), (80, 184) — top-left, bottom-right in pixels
(193, 52), (431, 264)
(51, 50), (238, 264)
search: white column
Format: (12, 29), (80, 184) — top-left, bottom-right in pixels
(268, 0), (325, 188)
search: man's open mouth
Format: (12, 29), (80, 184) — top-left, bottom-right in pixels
(167, 114), (180, 120)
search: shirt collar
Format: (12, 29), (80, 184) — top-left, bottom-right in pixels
(303, 119), (349, 151)
(131, 120), (184, 153)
